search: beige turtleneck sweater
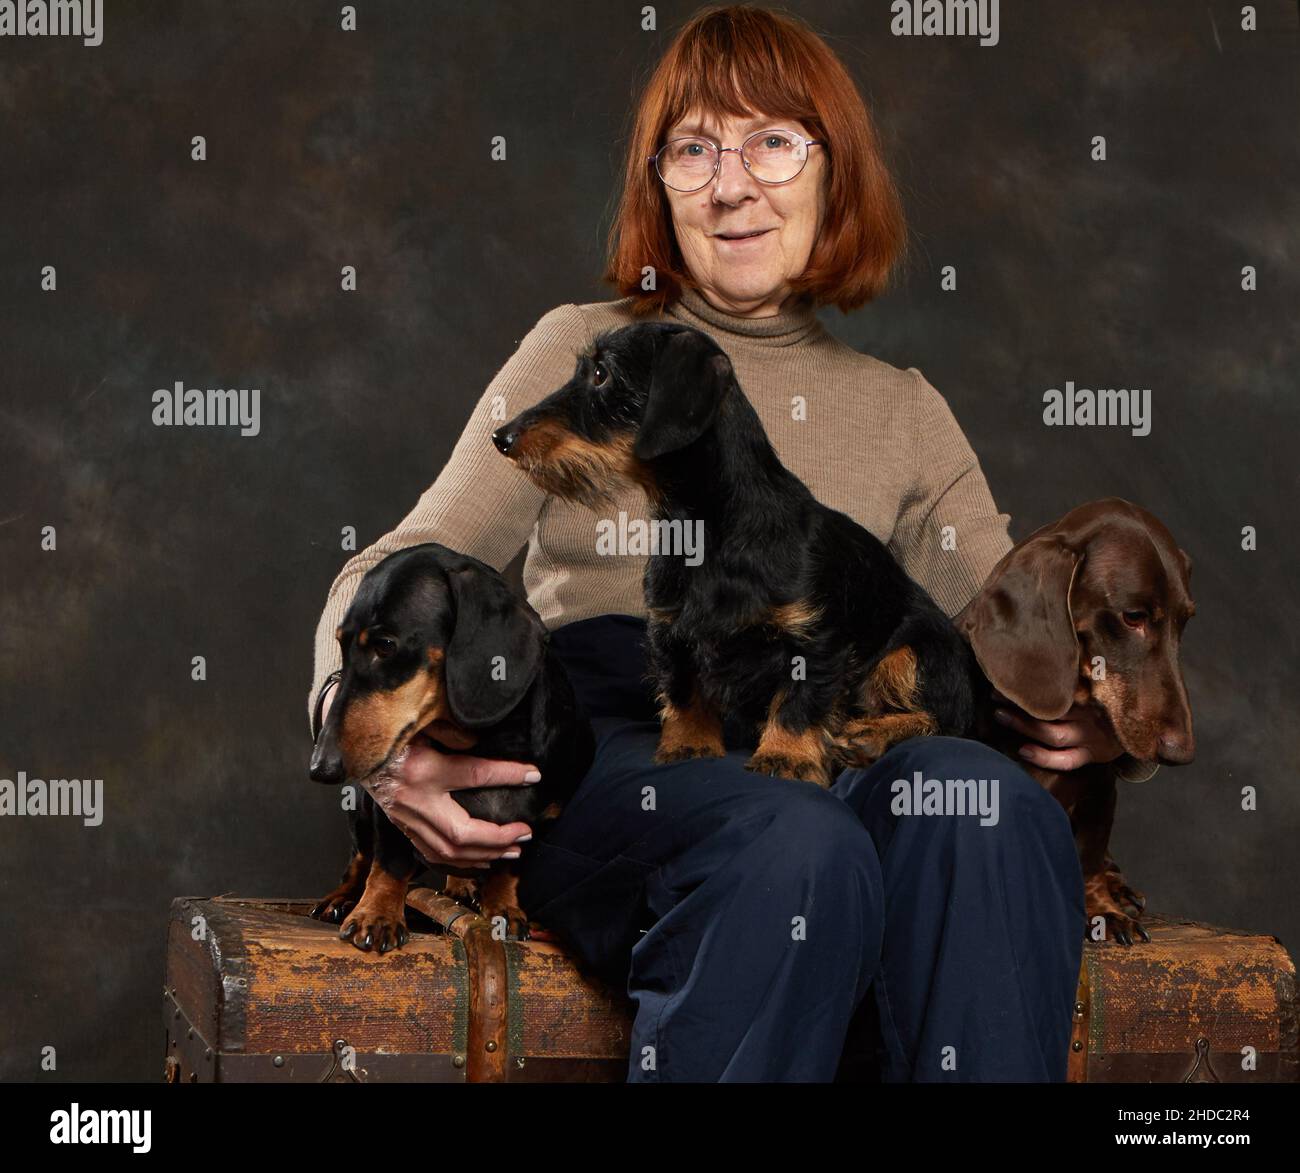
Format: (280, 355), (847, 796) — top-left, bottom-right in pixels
(307, 286), (1013, 729)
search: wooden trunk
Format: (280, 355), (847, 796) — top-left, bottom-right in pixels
(1068, 914), (1298, 1082)
(162, 892), (632, 1083)
(163, 898), (1296, 1083)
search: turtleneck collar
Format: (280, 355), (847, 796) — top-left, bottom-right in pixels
(667, 283), (823, 349)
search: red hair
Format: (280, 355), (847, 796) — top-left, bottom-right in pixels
(603, 4), (908, 316)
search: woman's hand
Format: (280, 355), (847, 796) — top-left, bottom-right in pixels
(318, 681), (539, 868)
(991, 688), (1125, 771)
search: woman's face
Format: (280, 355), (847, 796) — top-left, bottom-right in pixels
(660, 108), (826, 317)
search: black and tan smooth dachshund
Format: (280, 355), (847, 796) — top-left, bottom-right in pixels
(957, 498), (1196, 944)
(309, 543), (595, 951)
(492, 321), (976, 787)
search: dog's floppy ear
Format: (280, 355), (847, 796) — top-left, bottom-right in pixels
(957, 535), (1083, 720)
(443, 563), (546, 728)
(634, 329), (733, 461)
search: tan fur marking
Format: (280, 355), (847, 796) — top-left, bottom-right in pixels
(348, 853), (416, 925)
(748, 691), (834, 786)
(863, 645), (922, 711)
(767, 599), (824, 636)
(833, 710), (938, 764)
(655, 686), (726, 760)
(511, 424), (663, 510)
(753, 719), (825, 763)
(338, 648), (456, 781)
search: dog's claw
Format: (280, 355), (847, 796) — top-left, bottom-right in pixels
(1134, 923), (1151, 944)
(311, 895), (358, 925)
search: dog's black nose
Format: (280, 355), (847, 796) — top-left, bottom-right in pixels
(491, 427), (517, 456)
(309, 740), (344, 785)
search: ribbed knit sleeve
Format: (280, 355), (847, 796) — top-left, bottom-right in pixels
(306, 302), (590, 731)
(887, 367), (1014, 618)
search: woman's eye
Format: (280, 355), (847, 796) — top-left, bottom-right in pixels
(1121, 611), (1148, 628)
(372, 636), (398, 658)
(593, 362), (608, 386)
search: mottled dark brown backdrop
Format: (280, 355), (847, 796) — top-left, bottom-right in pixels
(1, 1), (1296, 1080)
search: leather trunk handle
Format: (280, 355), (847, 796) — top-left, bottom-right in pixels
(405, 886), (487, 940)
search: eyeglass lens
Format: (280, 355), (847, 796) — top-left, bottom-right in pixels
(657, 130), (811, 190)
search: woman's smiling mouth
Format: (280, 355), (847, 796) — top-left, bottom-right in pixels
(713, 227), (776, 247)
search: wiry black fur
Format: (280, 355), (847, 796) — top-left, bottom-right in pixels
(494, 321), (975, 778)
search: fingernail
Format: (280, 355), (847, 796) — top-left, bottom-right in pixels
(503, 850), (522, 859)
(994, 709), (1011, 724)
(523, 769), (541, 782)
(515, 834), (533, 843)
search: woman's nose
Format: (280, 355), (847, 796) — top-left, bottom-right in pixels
(711, 148), (757, 201)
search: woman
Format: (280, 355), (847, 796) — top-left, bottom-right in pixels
(308, 6), (1122, 1081)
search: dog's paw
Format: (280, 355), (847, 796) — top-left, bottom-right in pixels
(338, 901), (410, 954)
(745, 750), (831, 788)
(439, 874), (481, 909)
(481, 901), (531, 941)
(654, 742), (726, 765)
(1102, 861), (1146, 917)
(1085, 877), (1150, 947)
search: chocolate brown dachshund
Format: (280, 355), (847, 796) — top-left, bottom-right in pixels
(956, 498), (1196, 944)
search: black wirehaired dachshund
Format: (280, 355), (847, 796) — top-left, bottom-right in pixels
(308, 543), (595, 950)
(492, 321), (975, 787)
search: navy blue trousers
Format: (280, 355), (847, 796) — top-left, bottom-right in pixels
(517, 615), (1085, 1082)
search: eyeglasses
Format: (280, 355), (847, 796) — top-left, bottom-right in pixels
(647, 128), (822, 192)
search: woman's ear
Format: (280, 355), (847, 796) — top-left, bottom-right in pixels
(958, 535), (1083, 721)
(634, 329), (733, 461)
(443, 563), (546, 728)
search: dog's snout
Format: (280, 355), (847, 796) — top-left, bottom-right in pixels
(491, 426), (517, 456)
(309, 738), (345, 785)
(1157, 726), (1195, 765)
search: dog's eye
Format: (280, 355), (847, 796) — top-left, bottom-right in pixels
(1121, 610), (1148, 629)
(592, 361), (608, 387)
(371, 636), (399, 658)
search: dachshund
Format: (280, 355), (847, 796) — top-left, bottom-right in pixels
(490, 321), (975, 787)
(956, 498), (1196, 944)
(308, 543), (595, 951)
